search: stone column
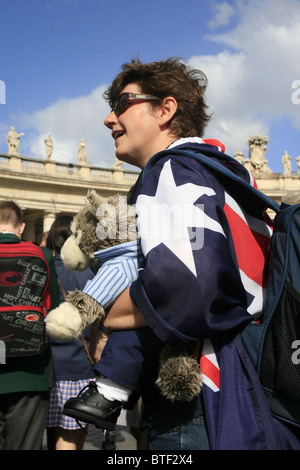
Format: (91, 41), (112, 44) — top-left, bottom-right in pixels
(43, 211), (57, 232)
(23, 221), (36, 242)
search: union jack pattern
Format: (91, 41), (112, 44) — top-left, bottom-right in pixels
(200, 338), (220, 392)
(200, 190), (272, 393)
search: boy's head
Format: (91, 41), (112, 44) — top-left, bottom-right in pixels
(104, 57), (211, 139)
(0, 200), (25, 236)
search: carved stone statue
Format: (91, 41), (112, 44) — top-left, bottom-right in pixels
(45, 134), (53, 160)
(282, 151), (292, 176)
(296, 156), (300, 176)
(113, 152), (122, 169)
(244, 134), (273, 174)
(7, 126), (24, 156)
(77, 139), (87, 165)
(234, 148), (245, 165)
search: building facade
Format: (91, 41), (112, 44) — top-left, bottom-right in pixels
(0, 152), (138, 241)
(0, 132), (299, 242)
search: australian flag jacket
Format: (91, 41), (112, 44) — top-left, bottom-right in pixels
(129, 137), (300, 450)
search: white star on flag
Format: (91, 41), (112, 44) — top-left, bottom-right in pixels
(136, 159), (225, 276)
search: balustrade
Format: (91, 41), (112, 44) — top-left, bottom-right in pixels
(0, 153), (139, 186)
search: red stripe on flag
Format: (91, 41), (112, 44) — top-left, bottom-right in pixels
(224, 203), (270, 288)
(200, 355), (220, 390)
(203, 139), (225, 153)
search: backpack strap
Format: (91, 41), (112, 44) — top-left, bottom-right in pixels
(143, 148), (280, 213)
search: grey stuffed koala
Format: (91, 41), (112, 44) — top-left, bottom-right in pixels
(45, 189), (202, 402)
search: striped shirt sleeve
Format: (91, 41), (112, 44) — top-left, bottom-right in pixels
(82, 257), (139, 309)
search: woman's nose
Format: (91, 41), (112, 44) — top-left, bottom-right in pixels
(104, 110), (117, 128)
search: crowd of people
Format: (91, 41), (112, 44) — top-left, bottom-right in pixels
(0, 57), (299, 451)
(0, 205), (143, 450)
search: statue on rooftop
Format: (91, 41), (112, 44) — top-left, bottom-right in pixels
(45, 134), (53, 160)
(296, 156), (300, 176)
(244, 134), (273, 174)
(7, 126), (24, 156)
(77, 138), (87, 165)
(234, 148), (244, 165)
(113, 152), (122, 169)
(282, 150), (292, 176)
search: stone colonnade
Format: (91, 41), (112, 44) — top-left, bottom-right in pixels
(23, 211), (57, 241)
(0, 151), (139, 243)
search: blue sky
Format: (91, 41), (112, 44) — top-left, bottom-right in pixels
(0, 0), (299, 173)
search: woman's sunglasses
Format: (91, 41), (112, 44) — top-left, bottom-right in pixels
(112, 92), (160, 116)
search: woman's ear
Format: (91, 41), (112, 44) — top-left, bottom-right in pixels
(159, 96), (177, 126)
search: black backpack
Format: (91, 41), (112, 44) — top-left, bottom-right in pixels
(0, 241), (51, 357)
(146, 148), (300, 428)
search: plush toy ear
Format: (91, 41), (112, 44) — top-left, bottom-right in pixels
(61, 231), (91, 271)
(85, 189), (107, 217)
(70, 217), (77, 234)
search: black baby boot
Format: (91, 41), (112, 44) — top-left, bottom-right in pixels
(63, 381), (122, 431)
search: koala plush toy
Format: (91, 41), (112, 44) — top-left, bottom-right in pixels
(45, 189), (202, 402)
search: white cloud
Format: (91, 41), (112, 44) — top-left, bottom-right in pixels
(16, 85), (116, 168)
(189, 0), (300, 165)
(207, 1), (236, 29)
(8, 0), (300, 173)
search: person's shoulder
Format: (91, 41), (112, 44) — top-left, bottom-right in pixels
(20, 241), (53, 264)
(0, 232), (20, 244)
(40, 246), (54, 263)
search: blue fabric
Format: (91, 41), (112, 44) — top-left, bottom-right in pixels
(94, 325), (204, 440)
(131, 144), (266, 344)
(95, 327), (161, 389)
(94, 140), (300, 448)
(129, 141), (300, 449)
(50, 255), (95, 381)
(148, 416), (210, 450)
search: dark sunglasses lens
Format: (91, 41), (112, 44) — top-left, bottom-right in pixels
(115, 94), (130, 115)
